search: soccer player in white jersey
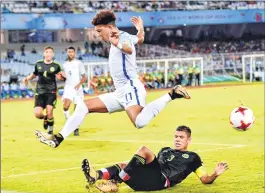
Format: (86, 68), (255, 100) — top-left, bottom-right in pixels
(35, 10), (190, 148)
(62, 47), (86, 136)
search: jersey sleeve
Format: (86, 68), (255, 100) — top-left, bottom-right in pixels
(195, 166), (207, 178)
(130, 34), (138, 45)
(120, 33), (138, 47)
(55, 63), (62, 74)
(192, 154), (207, 178)
(33, 64), (38, 75)
(79, 61), (86, 75)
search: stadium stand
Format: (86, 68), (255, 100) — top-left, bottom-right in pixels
(1, 1), (265, 13)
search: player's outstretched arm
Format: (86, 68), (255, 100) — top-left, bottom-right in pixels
(199, 162), (228, 184)
(131, 16), (145, 44)
(23, 73), (36, 84)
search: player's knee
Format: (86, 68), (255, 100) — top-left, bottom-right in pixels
(137, 146), (148, 154)
(63, 99), (71, 111)
(135, 114), (148, 129)
(63, 106), (69, 111)
(34, 109), (43, 119)
(75, 100), (89, 115)
(139, 145), (148, 152)
(35, 112), (43, 119)
(46, 111), (53, 119)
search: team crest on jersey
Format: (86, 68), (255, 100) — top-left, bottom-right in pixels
(182, 154), (189, 159)
(38, 66), (42, 69)
(50, 67), (55, 72)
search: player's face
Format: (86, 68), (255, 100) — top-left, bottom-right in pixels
(67, 49), (75, 60)
(43, 48), (54, 61)
(95, 25), (111, 42)
(174, 131), (191, 151)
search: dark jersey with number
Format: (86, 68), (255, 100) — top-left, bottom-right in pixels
(33, 60), (61, 94)
(157, 147), (203, 187)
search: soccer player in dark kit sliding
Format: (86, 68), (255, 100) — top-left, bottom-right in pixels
(82, 125), (228, 192)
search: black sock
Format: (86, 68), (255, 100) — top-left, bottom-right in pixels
(123, 154), (146, 175)
(97, 164), (121, 180)
(47, 118), (54, 126)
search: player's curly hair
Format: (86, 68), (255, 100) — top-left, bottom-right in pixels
(176, 125), (191, 137)
(91, 9), (116, 26)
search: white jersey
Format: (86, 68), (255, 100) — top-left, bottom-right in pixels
(109, 31), (139, 89)
(10, 83), (18, 90)
(63, 59), (86, 88)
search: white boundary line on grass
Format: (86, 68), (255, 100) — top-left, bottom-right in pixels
(3, 137), (246, 147)
(66, 138), (245, 147)
(2, 144), (247, 179)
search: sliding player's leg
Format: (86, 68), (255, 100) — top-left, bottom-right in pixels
(120, 146), (167, 191)
(82, 159), (127, 184)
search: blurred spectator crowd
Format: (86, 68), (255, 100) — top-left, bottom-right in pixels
(1, 65), (202, 100)
(2, 1), (264, 14)
(5, 38), (264, 64)
(89, 65), (201, 94)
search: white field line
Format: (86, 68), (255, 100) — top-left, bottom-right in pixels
(2, 144), (247, 179)
(66, 138), (245, 147)
(3, 137), (246, 147)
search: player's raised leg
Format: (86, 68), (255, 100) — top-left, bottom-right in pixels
(35, 94), (121, 148)
(73, 104), (79, 136)
(34, 96), (48, 130)
(127, 85), (190, 129)
(34, 107), (45, 119)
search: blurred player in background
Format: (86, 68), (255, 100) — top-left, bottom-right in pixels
(23, 46), (63, 134)
(62, 47), (86, 136)
(82, 126), (228, 192)
(36, 10), (190, 148)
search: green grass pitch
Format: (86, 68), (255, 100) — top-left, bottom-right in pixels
(1, 84), (264, 193)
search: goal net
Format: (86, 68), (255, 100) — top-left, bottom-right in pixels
(242, 54), (265, 82)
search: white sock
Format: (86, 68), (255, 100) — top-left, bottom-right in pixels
(48, 126), (53, 132)
(135, 94), (172, 129)
(59, 101), (88, 139)
(64, 110), (70, 119)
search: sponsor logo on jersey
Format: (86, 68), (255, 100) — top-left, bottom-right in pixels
(182, 154), (189, 159)
(50, 67), (55, 72)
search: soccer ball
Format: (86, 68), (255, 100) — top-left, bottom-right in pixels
(229, 106), (255, 131)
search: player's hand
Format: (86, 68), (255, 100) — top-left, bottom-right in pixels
(56, 72), (65, 81)
(23, 77), (28, 84)
(60, 71), (66, 79)
(131, 16), (144, 31)
(214, 162), (228, 176)
(109, 30), (119, 47)
(75, 83), (82, 90)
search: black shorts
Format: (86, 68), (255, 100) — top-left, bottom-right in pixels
(124, 157), (167, 191)
(34, 93), (57, 109)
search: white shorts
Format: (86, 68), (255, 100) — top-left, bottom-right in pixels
(98, 79), (146, 113)
(62, 86), (84, 104)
